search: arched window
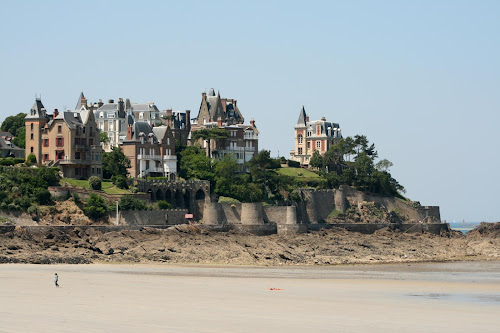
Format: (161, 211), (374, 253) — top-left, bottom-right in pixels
(30, 123), (34, 131)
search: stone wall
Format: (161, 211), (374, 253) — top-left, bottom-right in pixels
(107, 209), (189, 226)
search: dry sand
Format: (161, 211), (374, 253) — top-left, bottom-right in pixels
(0, 262), (499, 333)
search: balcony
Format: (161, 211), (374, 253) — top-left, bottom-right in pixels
(58, 159), (99, 165)
(224, 146), (256, 152)
(163, 155), (177, 161)
(138, 154), (162, 160)
(147, 167), (164, 174)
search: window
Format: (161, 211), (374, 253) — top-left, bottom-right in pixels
(83, 127), (86, 133)
(30, 123), (34, 131)
(30, 147), (34, 153)
(30, 133), (33, 140)
(58, 125), (62, 133)
(298, 147), (303, 155)
(43, 138), (49, 147)
(75, 152), (81, 160)
(89, 138), (93, 146)
(307, 142), (310, 149)
(167, 137), (170, 145)
(298, 134), (303, 144)
(316, 141), (321, 148)
(56, 137), (64, 147)
(43, 154), (49, 161)
(139, 112), (144, 119)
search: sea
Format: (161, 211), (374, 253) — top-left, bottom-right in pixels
(448, 221), (482, 233)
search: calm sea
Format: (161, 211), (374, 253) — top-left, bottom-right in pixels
(449, 222), (481, 234)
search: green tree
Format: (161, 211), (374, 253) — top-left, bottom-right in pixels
(102, 146), (130, 179)
(119, 195), (147, 210)
(83, 193), (108, 219)
(178, 146), (215, 182)
(191, 128), (229, 157)
(99, 132), (109, 143)
(309, 150), (323, 170)
(375, 159), (393, 172)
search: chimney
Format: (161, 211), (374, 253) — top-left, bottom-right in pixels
(53, 109), (59, 119)
(186, 110), (191, 130)
(217, 116), (223, 127)
(321, 116), (326, 121)
(127, 123), (133, 140)
(201, 92), (207, 100)
(250, 118), (255, 127)
(98, 99), (103, 108)
(305, 116), (309, 122)
(108, 99), (114, 103)
(118, 98), (124, 112)
(234, 100), (237, 107)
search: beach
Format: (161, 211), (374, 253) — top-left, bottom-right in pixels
(0, 262), (499, 333)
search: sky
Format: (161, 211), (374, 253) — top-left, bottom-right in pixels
(1, 0), (499, 222)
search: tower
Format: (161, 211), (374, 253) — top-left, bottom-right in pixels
(25, 98), (49, 162)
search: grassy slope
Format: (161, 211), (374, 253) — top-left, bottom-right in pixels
(277, 167), (320, 179)
(61, 178), (129, 194)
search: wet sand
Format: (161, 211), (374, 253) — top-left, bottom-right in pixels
(0, 262), (499, 333)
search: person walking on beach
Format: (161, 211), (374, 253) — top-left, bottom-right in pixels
(54, 273), (59, 287)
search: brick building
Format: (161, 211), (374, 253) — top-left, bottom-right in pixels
(290, 106), (342, 166)
(25, 96), (102, 179)
(121, 113), (177, 179)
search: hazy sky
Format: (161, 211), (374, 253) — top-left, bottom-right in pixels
(1, 0), (498, 222)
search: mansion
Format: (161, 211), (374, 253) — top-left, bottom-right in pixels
(290, 106), (342, 166)
(25, 98), (103, 179)
(191, 89), (259, 166)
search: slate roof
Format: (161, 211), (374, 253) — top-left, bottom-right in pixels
(75, 92), (86, 110)
(124, 121), (157, 142)
(297, 105), (306, 126)
(0, 137), (23, 151)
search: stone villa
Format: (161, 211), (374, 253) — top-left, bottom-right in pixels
(25, 96), (103, 179)
(290, 106), (342, 166)
(191, 89), (259, 166)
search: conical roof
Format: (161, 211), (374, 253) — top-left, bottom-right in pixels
(297, 105), (307, 125)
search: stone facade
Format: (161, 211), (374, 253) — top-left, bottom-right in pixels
(121, 121), (177, 179)
(161, 109), (191, 146)
(290, 106), (342, 166)
(95, 97), (163, 152)
(191, 89), (259, 167)
(25, 95), (103, 179)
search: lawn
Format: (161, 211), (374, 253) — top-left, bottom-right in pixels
(61, 178), (129, 194)
(277, 167), (320, 178)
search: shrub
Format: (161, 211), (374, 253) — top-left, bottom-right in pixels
(157, 200), (172, 209)
(113, 175), (128, 189)
(34, 188), (52, 205)
(218, 196), (241, 204)
(119, 195), (147, 210)
(72, 192), (80, 204)
(88, 176), (102, 190)
(83, 193), (108, 219)
(287, 160), (300, 168)
(27, 205), (39, 215)
(26, 153), (37, 165)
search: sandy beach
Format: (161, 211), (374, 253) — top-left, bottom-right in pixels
(0, 262), (499, 333)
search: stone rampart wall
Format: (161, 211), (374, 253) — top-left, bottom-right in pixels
(108, 209), (188, 226)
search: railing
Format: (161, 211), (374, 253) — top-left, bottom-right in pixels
(58, 158), (100, 165)
(138, 154), (162, 160)
(224, 146), (256, 152)
(146, 167), (164, 173)
(163, 155), (177, 161)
